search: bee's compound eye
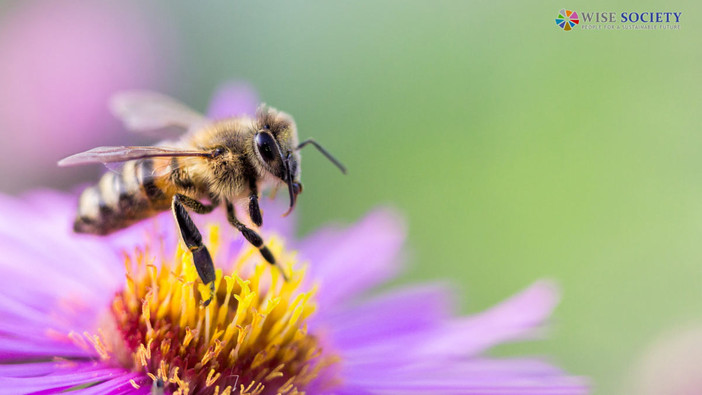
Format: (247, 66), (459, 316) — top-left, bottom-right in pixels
(255, 132), (277, 163)
(212, 147), (226, 157)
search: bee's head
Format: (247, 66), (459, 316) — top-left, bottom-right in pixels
(252, 105), (302, 215)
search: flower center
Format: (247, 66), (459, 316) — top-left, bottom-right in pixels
(83, 225), (334, 395)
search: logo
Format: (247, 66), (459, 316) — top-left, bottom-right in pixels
(555, 9), (579, 31)
(554, 8), (682, 31)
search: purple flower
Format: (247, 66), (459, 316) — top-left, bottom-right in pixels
(0, 190), (586, 394)
(0, 85), (586, 393)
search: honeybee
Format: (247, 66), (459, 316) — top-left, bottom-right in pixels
(59, 91), (345, 303)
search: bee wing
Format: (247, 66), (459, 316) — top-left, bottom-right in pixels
(58, 146), (211, 167)
(100, 152), (204, 178)
(109, 91), (210, 133)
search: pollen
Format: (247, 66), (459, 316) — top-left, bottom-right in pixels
(83, 225), (335, 395)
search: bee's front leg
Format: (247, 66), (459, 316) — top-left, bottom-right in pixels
(171, 194), (217, 305)
(225, 200), (289, 281)
(248, 182), (262, 227)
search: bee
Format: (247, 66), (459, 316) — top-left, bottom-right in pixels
(59, 91), (345, 303)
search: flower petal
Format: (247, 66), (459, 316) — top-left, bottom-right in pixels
(0, 363), (126, 394)
(77, 372), (151, 395)
(412, 280), (561, 358)
(329, 281), (560, 371)
(299, 208), (406, 307)
(0, 337), (91, 361)
(207, 81), (259, 119)
(341, 358), (587, 394)
(23, 189), (79, 230)
(0, 361), (60, 377)
(317, 283), (453, 348)
(0, 192), (122, 294)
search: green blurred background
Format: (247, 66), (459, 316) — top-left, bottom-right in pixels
(1, 1), (701, 393)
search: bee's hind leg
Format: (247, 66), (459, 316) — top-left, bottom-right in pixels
(171, 194), (218, 306)
(225, 200), (289, 282)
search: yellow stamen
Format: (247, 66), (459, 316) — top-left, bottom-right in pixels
(206, 369), (221, 386)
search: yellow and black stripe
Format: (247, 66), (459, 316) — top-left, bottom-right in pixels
(73, 158), (173, 235)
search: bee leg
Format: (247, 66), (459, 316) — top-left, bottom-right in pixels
(174, 193), (219, 214)
(225, 200), (289, 281)
(172, 195), (216, 306)
(248, 189), (262, 227)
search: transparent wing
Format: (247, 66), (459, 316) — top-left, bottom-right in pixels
(83, 151), (205, 179)
(109, 91), (210, 133)
(58, 146), (211, 167)
(149, 155), (204, 177)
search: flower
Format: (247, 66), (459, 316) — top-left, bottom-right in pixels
(0, 190), (586, 394)
(0, 85), (586, 393)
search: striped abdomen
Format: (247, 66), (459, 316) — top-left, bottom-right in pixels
(74, 158), (175, 235)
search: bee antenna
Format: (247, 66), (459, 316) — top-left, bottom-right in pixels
(296, 139), (346, 174)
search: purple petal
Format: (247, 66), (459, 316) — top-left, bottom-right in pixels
(0, 296), (104, 356)
(299, 208), (406, 307)
(257, 196), (298, 240)
(315, 283), (453, 348)
(207, 81), (259, 119)
(0, 234), (120, 331)
(345, 357), (568, 381)
(78, 372), (151, 395)
(0, 337), (91, 361)
(412, 280), (561, 358)
(0, 365), (128, 394)
(0, 291), (94, 341)
(103, 210), (179, 257)
(0, 192), (123, 293)
(325, 281), (560, 373)
(22, 189), (78, 230)
(337, 358), (587, 394)
(0, 361), (60, 377)
(0, 239), (102, 296)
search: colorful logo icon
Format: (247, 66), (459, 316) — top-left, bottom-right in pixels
(556, 9), (579, 31)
